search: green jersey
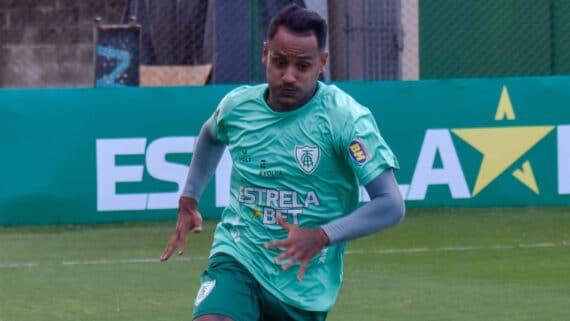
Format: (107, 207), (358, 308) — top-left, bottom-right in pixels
(208, 81), (398, 311)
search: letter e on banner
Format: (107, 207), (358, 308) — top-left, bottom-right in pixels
(96, 138), (147, 211)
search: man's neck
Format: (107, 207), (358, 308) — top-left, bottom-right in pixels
(265, 84), (318, 112)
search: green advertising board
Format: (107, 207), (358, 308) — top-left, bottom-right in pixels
(1, 76), (570, 225)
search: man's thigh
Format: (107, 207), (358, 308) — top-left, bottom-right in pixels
(192, 253), (328, 321)
(259, 286), (328, 321)
(192, 253), (260, 321)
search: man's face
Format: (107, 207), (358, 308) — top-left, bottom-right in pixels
(263, 26), (328, 111)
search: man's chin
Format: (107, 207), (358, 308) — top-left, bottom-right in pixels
(276, 96), (299, 109)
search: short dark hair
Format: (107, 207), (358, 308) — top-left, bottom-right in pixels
(266, 4), (328, 50)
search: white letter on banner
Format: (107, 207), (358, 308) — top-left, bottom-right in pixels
(146, 137), (195, 210)
(407, 129), (471, 200)
(558, 125), (570, 194)
(96, 138), (147, 211)
(215, 149), (232, 207)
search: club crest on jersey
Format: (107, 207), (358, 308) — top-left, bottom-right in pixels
(349, 138), (368, 164)
(295, 145), (320, 174)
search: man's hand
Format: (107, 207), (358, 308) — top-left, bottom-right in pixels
(265, 214), (330, 281)
(160, 197), (203, 261)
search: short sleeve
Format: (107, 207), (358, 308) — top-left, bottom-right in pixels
(342, 109), (399, 186)
(208, 94), (233, 144)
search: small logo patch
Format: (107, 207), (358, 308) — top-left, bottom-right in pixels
(295, 145), (320, 174)
(194, 280), (216, 306)
(348, 139), (368, 164)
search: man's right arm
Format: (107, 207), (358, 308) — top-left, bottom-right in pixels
(160, 120), (226, 261)
(181, 120), (227, 202)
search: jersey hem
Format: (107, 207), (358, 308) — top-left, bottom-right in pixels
(209, 247), (335, 312)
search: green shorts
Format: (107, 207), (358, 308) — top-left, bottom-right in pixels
(192, 253), (328, 321)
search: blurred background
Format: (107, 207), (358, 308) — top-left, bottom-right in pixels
(1, 0), (569, 89)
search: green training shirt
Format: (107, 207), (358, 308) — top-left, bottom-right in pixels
(208, 81), (398, 311)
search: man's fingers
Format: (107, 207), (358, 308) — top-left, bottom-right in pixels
(160, 248), (173, 261)
(297, 262), (308, 281)
(280, 256), (297, 270)
(163, 203), (202, 261)
(274, 248), (294, 263)
(265, 216), (291, 249)
(177, 230), (188, 255)
(265, 239), (288, 249)
(160, 232), (179, 261)
(276, 214), (290, 230)
(190, 213), (203, 233)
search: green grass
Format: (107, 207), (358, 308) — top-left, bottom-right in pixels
(1, 207), (569, 321)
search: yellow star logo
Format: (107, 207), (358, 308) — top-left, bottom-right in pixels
(253, 207), (262, 218)
(451, 86), (554, 196)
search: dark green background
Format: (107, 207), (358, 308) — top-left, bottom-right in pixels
(420, 0), (570, 78)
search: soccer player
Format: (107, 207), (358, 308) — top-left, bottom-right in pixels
(161, 4), (405, 321)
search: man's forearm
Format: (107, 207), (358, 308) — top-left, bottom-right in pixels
(321, 169), (405, 244)
(181, 121), (226, 202)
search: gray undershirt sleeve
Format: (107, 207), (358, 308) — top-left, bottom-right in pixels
(321, 169), (405, 244)
(181, 121), (226, 202)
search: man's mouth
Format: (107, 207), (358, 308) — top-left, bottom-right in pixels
(280, 87), (297, 96)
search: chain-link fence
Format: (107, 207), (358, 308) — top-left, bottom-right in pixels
(419, 0), (570, 79)
(0, 0), (569, 88)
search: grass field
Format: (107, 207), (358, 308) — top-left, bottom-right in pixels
(1, 207), (569, 321)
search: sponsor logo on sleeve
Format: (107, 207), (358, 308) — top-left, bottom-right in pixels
(349, 138), (368, 164)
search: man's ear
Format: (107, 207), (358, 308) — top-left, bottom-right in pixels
(319, 51), (329, 73)
(262, 42), (269, 65)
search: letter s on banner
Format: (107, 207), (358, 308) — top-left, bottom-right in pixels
(146, 137), (195, 209)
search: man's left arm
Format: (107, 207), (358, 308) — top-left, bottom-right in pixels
(321, 168), (405, 244)
(265, 168), (405, 280)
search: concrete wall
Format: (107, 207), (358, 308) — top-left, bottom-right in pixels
(0, 0), (125, 88)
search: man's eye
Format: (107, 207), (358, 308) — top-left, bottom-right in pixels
(297, 63), (310, 71)
(273, 58), (287, 67)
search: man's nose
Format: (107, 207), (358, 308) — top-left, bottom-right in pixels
(281, 66), (296, 83)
